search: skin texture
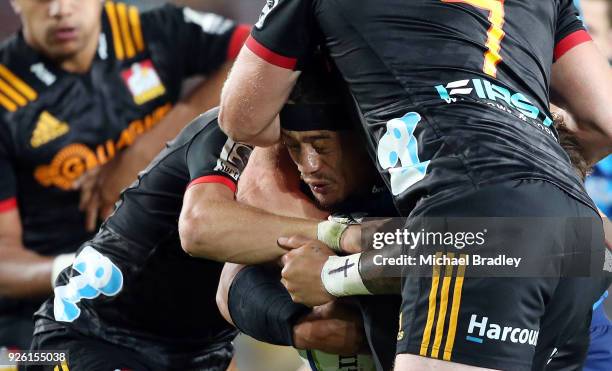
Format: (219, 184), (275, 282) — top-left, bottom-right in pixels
(282, 129), (377, 209)
(178, 145), (326, 264)
(581, 0), (611, 59)
(551, 42), (612, 165)
(219, 47), (298, 146)
(11, 0), (102, 73)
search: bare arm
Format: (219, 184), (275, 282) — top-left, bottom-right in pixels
(178, 182), (320, 263)
(0, 209), (53, 298)
(216, 262), (245, 326)
(551, 41), (612, 165)
(219, 48), (299, 146)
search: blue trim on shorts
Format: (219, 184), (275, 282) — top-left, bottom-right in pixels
(466, 336), (484, 344)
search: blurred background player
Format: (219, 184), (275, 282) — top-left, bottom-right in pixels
(0, 0), (248, 353)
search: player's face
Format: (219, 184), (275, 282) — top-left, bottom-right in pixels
(283, 129), (374, 209)
(12, 0), (102, 61)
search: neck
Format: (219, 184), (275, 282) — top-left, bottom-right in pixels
(59, 26), (100, 73)
(25, 24), (100, 74)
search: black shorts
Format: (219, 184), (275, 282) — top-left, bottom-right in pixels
(27, 326), (233, 371)
(358, 295), (401, 371)
(396, 179), (611, 370)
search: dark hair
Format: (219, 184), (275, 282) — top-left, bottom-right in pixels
(553, 112), (590, 180)
(287, 54), (345, 105)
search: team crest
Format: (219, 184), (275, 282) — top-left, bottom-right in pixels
(255, 0), (279, 29)
(121, 59), (166, 105)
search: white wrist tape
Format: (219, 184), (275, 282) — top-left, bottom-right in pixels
(317, 220), (350, 253)
(51, 253), (75, 288)
(321, 254), (372, 297)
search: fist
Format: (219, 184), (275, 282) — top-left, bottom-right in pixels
(279, 236), (336, 307)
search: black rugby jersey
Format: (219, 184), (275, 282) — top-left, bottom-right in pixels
(248, 0), (595, 215)
(0, 1), (249, 257)
(34, 109), (251, 366)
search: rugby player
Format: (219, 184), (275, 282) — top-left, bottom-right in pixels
(219, 110), (609, 371)
(219, 1), (612, 369)
(217, 130), (400, 370)
(276, 111), (612, 370)
(0, 0), (248, 350)
(28, 68), (374, 370)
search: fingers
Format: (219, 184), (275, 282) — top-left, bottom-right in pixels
(84, 196), (100, 232)
(73, 166), (99, 190)
(78, 179), (95, 211)
(277, 235), (312, 250)
(100, 204), (115, 220)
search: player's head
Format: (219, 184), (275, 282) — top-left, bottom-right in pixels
(280, 64), (378, 210)
(11, 0), (102, 63)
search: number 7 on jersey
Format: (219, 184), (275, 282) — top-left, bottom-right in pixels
(442, 0), (506, 77)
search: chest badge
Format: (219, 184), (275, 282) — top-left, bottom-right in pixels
(31, 111), (69, 148)
(121, 59), (166, 105)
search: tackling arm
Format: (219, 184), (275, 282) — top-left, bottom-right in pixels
(551, 41), (612, 165)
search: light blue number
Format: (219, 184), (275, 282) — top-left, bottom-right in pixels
(53, 246), (123, 322)
(377, 112), (430, 195)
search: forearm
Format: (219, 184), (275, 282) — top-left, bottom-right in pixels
(227, 264), (309, 346)
(0, 246), (53, 298)
(219, 48), (299, 145)
(551, 43), (612, 164)
(359, 248), (401, 294)
(183, 200), (318, 264)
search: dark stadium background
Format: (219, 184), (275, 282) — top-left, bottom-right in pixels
(0, 1), (610, 368)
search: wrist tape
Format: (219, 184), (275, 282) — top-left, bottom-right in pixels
(321, 254), (372, 297)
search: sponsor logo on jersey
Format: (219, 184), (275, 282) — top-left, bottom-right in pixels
(255, 0), (280, 29)
(54, 246), (124, 323)
(30, 63), (56, 86)
(376, 112), (430, 195)
(465, 314), (539, 346)
(30, 111), (69, 148)
(434, 78), (554, 136)
(121, 59), (166, 105)
(215, 140), (252, 181)
(183, 7), (234, 34)
(34, 104), (172, 190)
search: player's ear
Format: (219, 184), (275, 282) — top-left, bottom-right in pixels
(10, 0), (21, 14)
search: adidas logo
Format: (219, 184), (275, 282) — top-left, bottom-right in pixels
(31, 111), (69, 148)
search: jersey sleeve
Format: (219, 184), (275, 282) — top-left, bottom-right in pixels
(141, 4), (250, 77)
(554, 0), (592, 61)
(185, 123), (252, 194)
(248, 0), (316, 70)
(0, 122), (17, 212)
